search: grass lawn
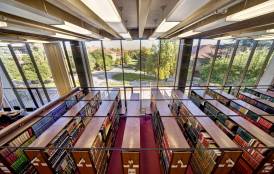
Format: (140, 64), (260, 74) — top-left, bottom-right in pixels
(112, 72), (156, 81)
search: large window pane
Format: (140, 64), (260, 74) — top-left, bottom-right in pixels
(226, 40), (254, 86)
(86, 41), (107, 88)
(0, 44), (36, 108)
(158, 40), (179, 87)
(192, 39), (218, 86)
(140, 40), (159, 87)
(185, 39), (199, 94)
(122, 40), (140, 87)
(103, 40), (123, 87)
(209, 40), (235, 86)
(242, 40), (273, 86)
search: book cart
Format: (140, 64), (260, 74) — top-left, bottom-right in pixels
(204, 99), (274, 173)
(24, 91), (101, 174)
(238, 91), (274, 114)
(176, 98), (241, 174)
(121, 93), (141, 174)
(244, 88), (274, 102)
(151, 89), (191, 174)
(0, 88), (82, 174)
(71, 90), (121, 174)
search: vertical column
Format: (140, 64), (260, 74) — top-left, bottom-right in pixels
(176, 39), (193, 92)
(43, 42), (72, 96)
(70, 41), (93, 92)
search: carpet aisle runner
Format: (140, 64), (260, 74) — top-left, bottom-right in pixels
(140, 116), (162, 174)
(107, 118), (126, 174)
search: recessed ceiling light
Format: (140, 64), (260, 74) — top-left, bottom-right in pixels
(214, 35), (234, 40)
(0, 21), (7, 27)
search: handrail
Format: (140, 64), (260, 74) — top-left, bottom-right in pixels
(0, 87), (79, 140)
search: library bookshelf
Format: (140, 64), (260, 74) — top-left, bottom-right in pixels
(244, 88), (274, 102)
(71, 90), (121, 174)
(176, 99), (241, 174)
(206, 88), (274, 135)
(238, 91), (274, 114)
(121, 93), (141, 174)
(0, 88), (83, 174)
(24, 91), (101, 174)
(151, 89), (191, 174)
(205, 100), (274, 173)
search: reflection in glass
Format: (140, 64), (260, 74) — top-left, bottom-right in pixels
(192, 39), (217, 86)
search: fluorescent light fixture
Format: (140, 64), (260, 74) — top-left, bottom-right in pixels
(167, 0), (210, 22)
(101, 37), (110, 41)
(195, 18), (235, 32)
(26, 39), (50, 43)
(254, 35), (274, 40)
(149, 37), (157, 40)
(178, 30), (200, 38)
(120, 32), (131, 39)
(52, 33), (79, 40)
(0, 42), (9, 46)
(226, 0), (274, 22)
(52, 21), (92, 35)
(266, 29), (274, 33)
(214, 35), (234, 40)
(107, 22), (127, 33)
(155, 19), (179, 33)
(0, 0), (63, 25)
(0, 21), (7, 27)
(3, 23), (55, 36)
(81, 0), (121, 22)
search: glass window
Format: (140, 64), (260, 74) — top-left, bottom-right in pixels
(158, 40), (179, 87)
(209, 40), (236, 86)
(226, 40), (254, 86)
(242, 40), (273, 86)
(140, 40), (159, 87)
(192, 39), (218, 86)
(86, 41), (107, 88)
(63, 41), (80, 87)
(0, 44), (36, 108)
(185, 39), (199, 94)
(122, 40), (141, 87)
(30, 43), (59, 101)
(102, 40), (123, 87)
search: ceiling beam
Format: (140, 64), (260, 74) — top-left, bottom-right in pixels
(138, 0), (152, 38)
(160, 0), (240, 38)
(163, 0), (267, 38)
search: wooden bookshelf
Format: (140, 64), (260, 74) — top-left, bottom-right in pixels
(174, 97), (241, 174)
(238, 91), (274, 114)
(190, 89), (213, 108)
(203, 99), (274, 173)
(122, 117), (140, 174)
(229, 116), (274, 173)
(0, 88), (82, 174)
(207, 88), (237, 106)
(230, 99), (273, 134)
(244, 88), (274, 102)
(71, 90), (121, 174)
(151, 91), (191, 174)
(24, 91), (101, 174)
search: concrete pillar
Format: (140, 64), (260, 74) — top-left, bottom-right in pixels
(70, 41), (93, 92)
(43, 42), (73, 96)
(258, 55), (274, 91)
(175, 39), (193, 92)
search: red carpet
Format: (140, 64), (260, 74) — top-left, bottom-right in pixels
(140, 116), (162, 174)
(107, 118), (126, 174)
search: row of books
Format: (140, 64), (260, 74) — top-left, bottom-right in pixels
(244, 88), (274, 102)
(200, 93), (273, 174)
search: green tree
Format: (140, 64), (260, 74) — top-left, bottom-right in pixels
(88, 49), (113, 71)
